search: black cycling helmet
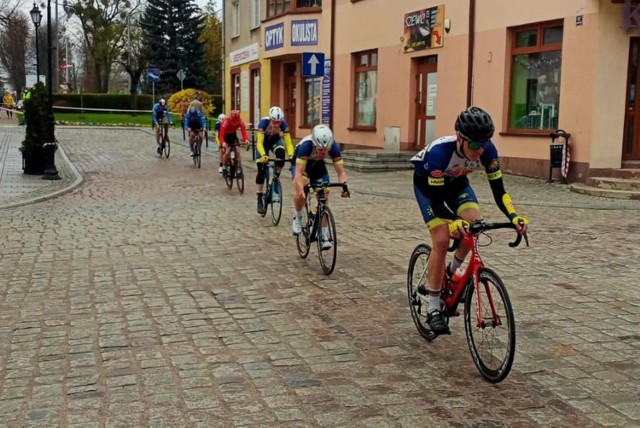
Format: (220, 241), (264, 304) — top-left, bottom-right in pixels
(455, 106), (495, 141)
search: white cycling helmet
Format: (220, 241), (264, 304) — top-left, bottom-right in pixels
(311, 124), (334, 149)
(218, 114), (226, 122)
(268, 106), (284, 121)
(159, 98), (166, 105)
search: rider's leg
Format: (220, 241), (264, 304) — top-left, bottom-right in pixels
(274, 144), (286, 177)
(445, 186), (481, 273)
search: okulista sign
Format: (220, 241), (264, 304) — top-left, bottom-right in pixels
(291, 20), (318, 46)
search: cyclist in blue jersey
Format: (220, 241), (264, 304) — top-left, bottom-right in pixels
(290, 124), (350, 249)
(152, 99), (173, 154)
(184, 106), (207, 157)
(411, 106), (529, 335)
(255, 106), (294, 214)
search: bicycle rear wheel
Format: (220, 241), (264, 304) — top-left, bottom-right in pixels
(163, 134), (170, 158)
(270, 178), (283, 226)
(317, 206), (337, 275)
(295, 204), (311, 259)
(464, 267), (516, 383)
(236, 159), (244, 194)
(196, 142), (201, 168)
(407, 244), (438, 341)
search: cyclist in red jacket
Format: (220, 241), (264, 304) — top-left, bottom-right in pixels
(219, 110), (249, 177)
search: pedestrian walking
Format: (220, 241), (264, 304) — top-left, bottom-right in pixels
(2, 91), (15, 118)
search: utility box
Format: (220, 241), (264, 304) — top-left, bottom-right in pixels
(384, 126), (400, 152)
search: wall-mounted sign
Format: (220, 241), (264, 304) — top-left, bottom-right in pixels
(403, 5), (445, 53)
(265, 23), (285, 51)
(229, 43), (259, 67)
(291, 19), (318, 46)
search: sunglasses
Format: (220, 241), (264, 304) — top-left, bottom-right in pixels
(467, 140), (487, 150)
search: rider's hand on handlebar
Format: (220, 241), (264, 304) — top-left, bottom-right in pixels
(341, 183), (350, 198)
(511, 215), (529, 235)
(257, 155), (268, 164)
(449, 219), (470, 238)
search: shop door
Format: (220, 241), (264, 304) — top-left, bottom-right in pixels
(414, 56), (438, 149)
(624, 38), (640, 160)
(284, 63), (297, 135)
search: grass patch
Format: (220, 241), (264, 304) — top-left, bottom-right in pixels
(54, 112), (154, 126)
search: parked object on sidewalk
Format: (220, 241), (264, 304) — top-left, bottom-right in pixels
(549, 129), (571, 183)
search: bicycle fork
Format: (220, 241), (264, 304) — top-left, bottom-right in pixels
(474, 274), (503, 328)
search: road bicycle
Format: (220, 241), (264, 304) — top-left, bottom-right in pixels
(223, 142), (248, 194)
(295, 182), (348, 275)
(192, 130), (203, 168)
(407, 220), (529, 383)
(158, 120), (170, 159)
(259, 159), (283, 226)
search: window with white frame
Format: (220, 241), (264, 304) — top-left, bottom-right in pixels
(353, 50), (378, 128)
(232, 1), (240, 38)
(251, 0), (260, 30)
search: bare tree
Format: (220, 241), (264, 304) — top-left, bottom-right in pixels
(0, 11), (30, 91)
(0, 0), (26, 27)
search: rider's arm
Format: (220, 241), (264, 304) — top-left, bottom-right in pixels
(152, 106), (158, 126)
(256, 131), (266, 157)
(199, 113), (206, 130)
(294, 160), (307, 195)
(167, 110), (173, 124)
(239, 121), (249, 142)
(283, 132), (294, 158)
(219, 121), (228, 143)
(329, 144), (347, 183)
(481, 145), (519, 220)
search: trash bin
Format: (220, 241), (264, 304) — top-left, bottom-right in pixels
(549, 129), (571, 183)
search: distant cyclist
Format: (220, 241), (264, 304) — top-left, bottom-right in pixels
(291, 124), (350, 249)
(255, 106), (294, 214)
(215, 113), (226, 174)
(184, 106), (207, 157)
(152, 98), (173, 154)
(189, 92), (209, 141)
(219, 110), (249, 178)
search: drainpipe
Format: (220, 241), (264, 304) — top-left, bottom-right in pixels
(467, 0), (476, 107)
(329, 0), (336, 130)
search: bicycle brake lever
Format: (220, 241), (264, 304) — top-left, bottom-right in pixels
(523, 232), (529, 247)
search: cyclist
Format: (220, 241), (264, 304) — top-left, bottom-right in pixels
(189, 92), (209, 142)
(291, 124), (350, 249)
(410, 106), (529, 336)
(184, 106), (207, 157)
(255, 106), (294, 214)
(219, 110), (249, 178)
(214, 113), (226, 174)
(152, 98), (173, 154)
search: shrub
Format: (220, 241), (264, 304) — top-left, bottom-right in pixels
(168, 88), (216, 117)
(20, 82), (49, 157)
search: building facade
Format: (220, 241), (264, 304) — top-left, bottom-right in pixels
(223, 0), (640, 181)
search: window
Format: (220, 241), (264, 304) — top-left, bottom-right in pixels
(353, 50), (378, 128)
(267, 0), (319, 18)
(303, 77), (322, 127)
(232, 72), (241, 110)
(232, 1), (240, 38)
(251, 0), (261, 29)
(508, 22), (563, 131)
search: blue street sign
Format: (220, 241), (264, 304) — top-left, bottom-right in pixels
(302, 52), (324, 77)
(147, 68), (161, 83)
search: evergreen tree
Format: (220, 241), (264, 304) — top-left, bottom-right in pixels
(141, 0), (210, 95)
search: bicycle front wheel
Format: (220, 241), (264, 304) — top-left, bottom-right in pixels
(196, 143), (202, 168)
(317, 206), (337, 275)
(163, 134), (170, 158)
(295, 204), (311, 259)
(464, 267), (516, 383)
(407, 244), (438, 341)
(270, 178), (283, 226)
(236, 160), (244, 194)
(224, 161), (234, 189)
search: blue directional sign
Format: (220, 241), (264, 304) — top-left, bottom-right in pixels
(147, 68), (161, 83)
(302, 52), (324, 77)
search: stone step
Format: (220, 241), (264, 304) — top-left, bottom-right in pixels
(341, 150), (415, 173)
(346, 162), (414, 173)
(570, 183), (640, 200)
(600, 168), (640, 179)
(586, 176), (640, 191)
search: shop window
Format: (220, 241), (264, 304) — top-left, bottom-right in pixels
(353, 50), (378, 128)
(303, 77), (322, 127)
(508, 21), (563, 132)
(267, 0), (320, 18)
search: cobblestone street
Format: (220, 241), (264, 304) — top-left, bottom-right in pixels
(1, 127), (639, 427)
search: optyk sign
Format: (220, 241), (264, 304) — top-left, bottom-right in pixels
(265, 23), (285, 51)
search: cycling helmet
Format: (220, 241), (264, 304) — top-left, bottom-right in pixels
(268, 106), (284, 121)
(311, 124), (334, 149)
(454, 106), (494, 142)
(218, 114), (226, 122)
(229, 110), (240, 121)
(159, 98), (166, 106)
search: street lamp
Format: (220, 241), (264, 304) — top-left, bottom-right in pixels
(43, 0), (60, 180)
(30, 3), (42, 83)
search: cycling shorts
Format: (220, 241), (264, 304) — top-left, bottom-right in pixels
(290, 159), (330, 186)
(413, 173), (479, 229)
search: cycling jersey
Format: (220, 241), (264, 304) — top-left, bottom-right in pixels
(291, 138), (343, 183)
(411, 135), (516, 227)
(152, 103), (172, 126)
(220, 118), (249, 144)
(184, 109), (206, 131)
(256, 116), (294, 158)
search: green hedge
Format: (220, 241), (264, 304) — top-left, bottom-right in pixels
(52, 94), (154, 111)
